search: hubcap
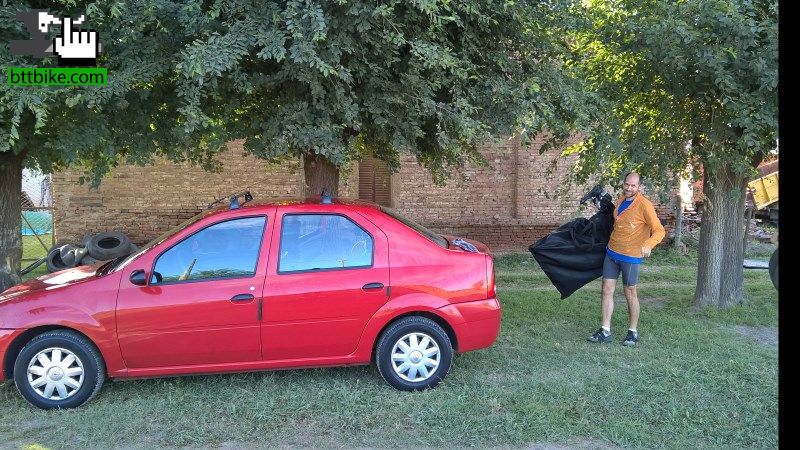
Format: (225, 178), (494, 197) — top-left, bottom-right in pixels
(27, 347), (85, 401)
(390, 332), (440, 382)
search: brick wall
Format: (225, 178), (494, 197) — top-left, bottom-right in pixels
(389, 135), (596, 251)
(52, 138), (675, 251)
(53, 140), (302, 245)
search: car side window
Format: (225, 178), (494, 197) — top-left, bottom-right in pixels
(153, 216), (266, 284)
(279, 214), (373, 273)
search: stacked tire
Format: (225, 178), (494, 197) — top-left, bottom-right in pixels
(44, 232), (139, 273)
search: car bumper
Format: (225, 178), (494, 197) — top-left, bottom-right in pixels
(439, 297), (501, 353)
(0, 329), (16, 382)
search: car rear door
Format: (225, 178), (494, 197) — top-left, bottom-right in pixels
(261, 206), (389, 360)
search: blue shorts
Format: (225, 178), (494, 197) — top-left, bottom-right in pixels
(602, 255), (640, 287)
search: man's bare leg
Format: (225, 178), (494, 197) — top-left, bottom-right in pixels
(601, 278), (616, 329)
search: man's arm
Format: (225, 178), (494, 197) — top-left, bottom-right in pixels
(643, 201), (666, 251)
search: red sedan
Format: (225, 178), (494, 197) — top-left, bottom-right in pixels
(0, 197), (501, 409)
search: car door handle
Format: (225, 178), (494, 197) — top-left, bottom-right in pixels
(230, 294), (255, 303)
(362, 282), (384, 291)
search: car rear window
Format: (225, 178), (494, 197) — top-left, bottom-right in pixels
(379, 207), (448, 248)
(278, 214), (374, 273)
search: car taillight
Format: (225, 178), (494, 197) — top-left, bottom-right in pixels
(486, 255), (496, 298)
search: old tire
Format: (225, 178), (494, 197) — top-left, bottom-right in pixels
(58, 244), (80, 267)
(14, 330), (106, 410)
(376, 316), (453, 391)
(768, 248), (778, 290)
(80, 255), (100, 265)
(73, 246), (89, 265)
(46, 247), (70, 273)
(86, 232), (131, 260)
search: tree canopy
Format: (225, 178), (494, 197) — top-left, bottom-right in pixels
(3, 0), (591, 182)
(565, 0), (778, 188)
(1, 0), (590, 287)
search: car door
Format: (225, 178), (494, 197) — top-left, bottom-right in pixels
(261, 207), (389, 360)
(116, 212), (273, 369)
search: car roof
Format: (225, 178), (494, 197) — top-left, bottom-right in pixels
(202, 196), (382, 219)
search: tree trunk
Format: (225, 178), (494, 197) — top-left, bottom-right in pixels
(694, 162), (748, 307)
(303, 151), (340, 198)
(673, 190), (683, 251)
(743, 192), (754, 250)
(0, 152), (23, 292)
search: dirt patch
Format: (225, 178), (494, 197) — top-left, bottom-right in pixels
(281, 417), (340, 448)
(729, 325), (778, 348)
(527, 438), (624, 450)
(0, 440), (24, 450)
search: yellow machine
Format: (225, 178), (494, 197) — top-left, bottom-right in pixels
(748, 171), (778, 210)
(748, 161), (779, 225)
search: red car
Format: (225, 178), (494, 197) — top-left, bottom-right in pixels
(0, 197), (501, 409)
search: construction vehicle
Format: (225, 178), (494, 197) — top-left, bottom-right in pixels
(748, 158), (778, 290)
(748, 159), (778, 226)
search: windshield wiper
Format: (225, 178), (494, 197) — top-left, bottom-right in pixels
(96, 256), (127, 276)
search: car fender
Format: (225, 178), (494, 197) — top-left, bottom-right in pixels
(1, 296), (126, 378)
(352, 293), (466, 361)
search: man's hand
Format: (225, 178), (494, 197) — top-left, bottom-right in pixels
(642, 246), (652, 257)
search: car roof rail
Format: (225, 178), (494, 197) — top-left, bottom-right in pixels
(207, 190), (254, 210)
(321, 188), (332, 204)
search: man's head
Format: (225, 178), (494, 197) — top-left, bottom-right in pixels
(623, 172), (641, 199)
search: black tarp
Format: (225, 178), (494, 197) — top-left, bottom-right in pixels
(529, 188), (615, 299)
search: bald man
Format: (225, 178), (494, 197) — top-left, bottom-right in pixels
(587, 172), (665, 346)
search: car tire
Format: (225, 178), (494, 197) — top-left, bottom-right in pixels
(14, 330), (106, 410)
(376, 316), (453, 391)
(46, 247), (70, 273)
(768, 248), (778, 290)
(86, 232), (131, 260)
(58, 244), (79, 267)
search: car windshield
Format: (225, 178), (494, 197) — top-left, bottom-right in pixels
(379, 206), (448, 248)
(101, 211), (207, 274)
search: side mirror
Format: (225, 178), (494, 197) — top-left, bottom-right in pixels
(130, 269), (147, 286)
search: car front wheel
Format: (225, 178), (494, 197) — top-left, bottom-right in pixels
(14, 330), (106, 409)
(376, 316), (453, 391)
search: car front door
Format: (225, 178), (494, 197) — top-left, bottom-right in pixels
(116, 212), (273, 369)
(261, 208), (390, 360)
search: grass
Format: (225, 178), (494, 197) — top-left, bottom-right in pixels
(21, 234), (52, 280)
(3, 245), (778, 448)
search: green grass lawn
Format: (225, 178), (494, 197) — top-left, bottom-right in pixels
(2, 246), (778, 448)
(21, 234), (52, 280)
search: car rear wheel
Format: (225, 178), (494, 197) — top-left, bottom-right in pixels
(376, 316), (453, 391)
(14, 330), (106, 409)
(768, 248), (778, 290)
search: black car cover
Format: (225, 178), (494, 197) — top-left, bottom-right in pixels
(529, 187), (615, 299)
